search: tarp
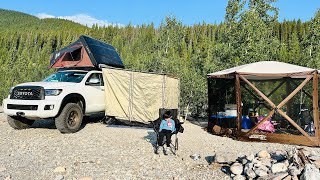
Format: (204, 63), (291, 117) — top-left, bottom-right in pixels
(50, 35), (124, 69)
(102, 67), (180, 123)
(207, 61), (317, 80)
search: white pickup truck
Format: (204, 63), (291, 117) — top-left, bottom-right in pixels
(2, 69), (105, 133)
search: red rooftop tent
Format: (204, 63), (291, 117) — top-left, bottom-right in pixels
(50, 35), (124, 69)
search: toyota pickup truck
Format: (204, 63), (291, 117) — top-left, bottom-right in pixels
(2, 35), (124, 133)
(2, 69), (105, 133)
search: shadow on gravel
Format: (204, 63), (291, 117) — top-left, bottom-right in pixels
(221, 165), (231, 176)
(205, 155), (215, 164)
(30, 114), (105, 131)
(106, 125), (152, 130)
(143, 131), (158, 148)
(31, 119), (56, 129)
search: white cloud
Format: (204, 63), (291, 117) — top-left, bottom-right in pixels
(35, 13), (124, 27)
(36, 13), (55, 19)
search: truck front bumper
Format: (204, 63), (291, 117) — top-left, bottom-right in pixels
(3, 98), (61, 119)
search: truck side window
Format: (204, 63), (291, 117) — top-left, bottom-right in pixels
(86, 73), (104, 86)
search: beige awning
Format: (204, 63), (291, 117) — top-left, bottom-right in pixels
(102, 67), (180, 123)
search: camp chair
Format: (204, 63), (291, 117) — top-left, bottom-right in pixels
(149, 109), (184, 155)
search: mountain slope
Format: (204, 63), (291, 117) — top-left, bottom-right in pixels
(0, 9), (88, 31)
(0, 9), (38, 29)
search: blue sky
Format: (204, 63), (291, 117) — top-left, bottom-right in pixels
(1, 0), (319, 27)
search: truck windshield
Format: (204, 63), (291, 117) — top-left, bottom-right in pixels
(43, 71), (87, 83)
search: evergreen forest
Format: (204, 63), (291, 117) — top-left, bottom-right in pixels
(0, 0), (319, 116)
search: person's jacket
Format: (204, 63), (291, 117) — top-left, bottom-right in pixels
(159, 119), (175, 133)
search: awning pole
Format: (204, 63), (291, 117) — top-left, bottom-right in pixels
(235, 74), (242, 133)
(313, 72), (319, 144)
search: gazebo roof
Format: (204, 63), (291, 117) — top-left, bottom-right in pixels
(207, 61), (317, 80)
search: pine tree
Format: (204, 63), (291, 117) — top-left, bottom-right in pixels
(302, 10), (320, 68)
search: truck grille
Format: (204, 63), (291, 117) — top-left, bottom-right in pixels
(7, 104), (38, 110)
(11, 86), (44, 100)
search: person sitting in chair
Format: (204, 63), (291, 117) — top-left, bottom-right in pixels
(156, 111), (176, 155)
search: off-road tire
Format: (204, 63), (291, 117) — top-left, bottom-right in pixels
(55, 103), (83, 133)
(7, 116), (34, 129)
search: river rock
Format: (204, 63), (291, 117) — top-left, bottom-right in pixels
(254, 168), (268, 177)
(300, 164), (320, 180)
(254, 164), (269, 171)
(283, 175), (291, 180)
(257, 150), (270, 159)
(241, 158), (248, 165)
(271, 172), (289, 180)
(95, 160), (101, 165)
(246, 169), (256, 179)
(309, 155), (320, 161)
(260, 158), (272, 168)
(284, 160), (289, 167)
(271, 150), (287, 162)
(54, 175), (64, 180)
(233, 174), (245, 180)
(53, 166), (66, 173)
(244, 163), (254, 172)
(215, 155), (226, 163)
(271, 162), (287, 173)
(276, 149), (287, 156)
(247, 154), (255, 161)
(252, 158), (262, 167)
(312, 159), (320, 169)
(288, 166), (301, 176)
(292, 175), (299, 180)
(230, 162), (243, 175)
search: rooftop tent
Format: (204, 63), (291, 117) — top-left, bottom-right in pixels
(207, 61), (320, 147)
(49, 35), (124, 69)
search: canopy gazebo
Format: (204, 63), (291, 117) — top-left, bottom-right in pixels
(207, 61), (320, 147)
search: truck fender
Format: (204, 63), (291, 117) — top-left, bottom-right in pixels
(56, 93), (86, 117)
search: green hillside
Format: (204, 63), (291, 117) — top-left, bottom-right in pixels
(0, 4), (319, 115)
(0, 9), (87, 31)
(0, 9), (39, 29)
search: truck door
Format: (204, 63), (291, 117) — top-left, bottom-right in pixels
(84, 73), (105, 113)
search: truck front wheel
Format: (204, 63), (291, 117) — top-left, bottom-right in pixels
(7, 116), (34, 129)
(55, 103), (83, 133)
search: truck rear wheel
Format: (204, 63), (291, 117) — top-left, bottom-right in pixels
(7, 116), (34, 129)
(55, 103), (83, 133)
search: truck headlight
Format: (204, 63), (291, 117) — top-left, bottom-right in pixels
(45, 89), (62, 96)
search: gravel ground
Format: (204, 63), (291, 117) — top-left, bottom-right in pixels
(1, 112), (320, 180)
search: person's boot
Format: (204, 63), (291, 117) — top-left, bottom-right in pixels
(163, 146), (168, 155)
(155, 146), (161, 154)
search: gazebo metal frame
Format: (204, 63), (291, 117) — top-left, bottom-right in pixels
(208, 70), (319, 147)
